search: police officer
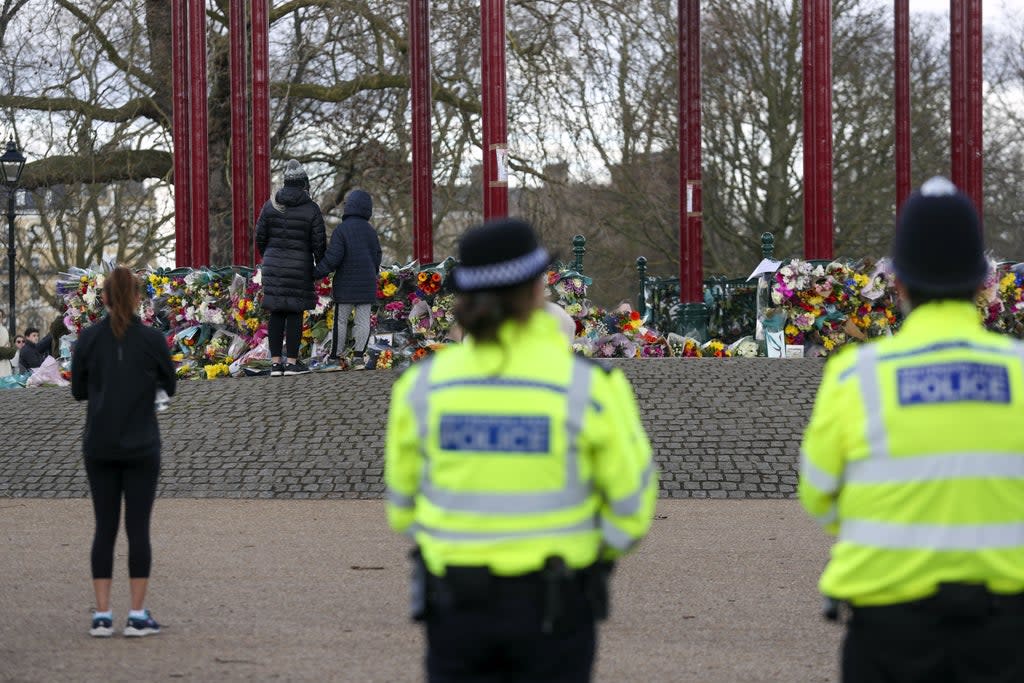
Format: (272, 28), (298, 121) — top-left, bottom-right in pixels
(800, 177), (1024, 682)
(385, 218), (657, 683)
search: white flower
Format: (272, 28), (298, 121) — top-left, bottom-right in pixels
(313, 295), (331, 315)
(83, 289), (97, 306)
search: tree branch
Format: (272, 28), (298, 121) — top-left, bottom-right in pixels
(272, 76), (481, 115)
(19, 149), (172, 189)
(53, 0), (159, 92)
(269, 0), (334, 23)
(0, 94), (165, 125)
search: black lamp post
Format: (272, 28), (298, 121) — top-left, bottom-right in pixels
(1, 138), (26, 341)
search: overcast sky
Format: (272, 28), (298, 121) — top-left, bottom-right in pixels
(909, 0), (1019, 22)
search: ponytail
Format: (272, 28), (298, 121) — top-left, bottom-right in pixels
(453, 280), (538, 343)
(105, 267), (140, 339)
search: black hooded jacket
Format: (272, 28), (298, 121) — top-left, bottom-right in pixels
(255, 186), (327, 312)
(313, 190), (382, 304)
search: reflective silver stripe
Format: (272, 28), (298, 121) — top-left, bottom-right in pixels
(418, 483), (589, 514)
(609, 462), (654, 517)
(410, 358), (434, 446)
(563, 358), (592, 495)
(800, 449), (841, 494)
(388, 489), (415, 509)
(412, 359), (595, 515)
(846, 453), (1024, 484)
(814, 505), (838, 527)
(857, 345), (889, 459)
(410, 518), (598, 542)
(601, 516), (638, 552)
(410, 359), (435, 507)
(841, 518), (1024, 550)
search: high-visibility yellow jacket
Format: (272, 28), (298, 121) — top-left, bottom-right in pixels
(800, 301), (1024, 606)
(386, 309), (657, 577)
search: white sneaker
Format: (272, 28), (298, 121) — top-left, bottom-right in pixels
(123, 609), (161, 637)
(89, 613), (114, 638)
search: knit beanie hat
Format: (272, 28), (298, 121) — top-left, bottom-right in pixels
(891, 176), (987, 294)
(452, 218), (552, 292)
(283, 159), (308, 188)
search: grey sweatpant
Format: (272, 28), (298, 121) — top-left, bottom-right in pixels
(332, 303), (372, 356)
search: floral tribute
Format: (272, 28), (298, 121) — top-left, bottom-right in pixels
(767, 259), (900, 355)
(52, 261), (463, 380)
(552, 267), (712, 359)
(988, 266), (1024, 337)
(32, 252), (1021, 388)
(765, 257), (1024, 356)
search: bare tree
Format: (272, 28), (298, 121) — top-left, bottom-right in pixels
(0, 0), (1021, 311)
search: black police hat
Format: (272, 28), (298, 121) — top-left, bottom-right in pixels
(452, 218), (552, 292)
(891, 177), (988, 294)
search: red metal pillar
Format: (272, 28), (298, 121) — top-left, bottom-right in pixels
(410, 0), (434, 264)
(678, 0), (703, 303)
(171, 0), (191, 267)
(965, 0), (983, 219)
(251, 0), (271, 264)
(188, 0), (210, 266)
(950, 0), (966, 193)
(894, 0), (911, 214)
(480, 0), (508, 220)
(802, 0), (834, 260)
(230, 0), (249, 267)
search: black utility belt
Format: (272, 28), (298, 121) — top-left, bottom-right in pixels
(434, 563), (590, 588)
(850, 583), (1024, 622)
(409, 552), (615, 629)
(429, 560), (603, 605)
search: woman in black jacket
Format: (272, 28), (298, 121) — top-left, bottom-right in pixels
(71, 266), (176, 637)
(255, 159), (327, 375)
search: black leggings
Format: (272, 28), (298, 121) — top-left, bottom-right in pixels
(268, 311), (302, 359)
(85, 456), (160, 579)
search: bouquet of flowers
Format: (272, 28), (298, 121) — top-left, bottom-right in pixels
(377, 263), (417, 302)
(768, 258), (902, 355)
(229, 268), (266, 345)
(429, 294), (456, 340)
(700, 339), (730, 358)
(667, 334), (700, 357)
(415, 269), (443, 299)
(313, 276), (333, 316)
(987, 267), (1024, 337)
(589, 333), (638, 358)
(728, 336), (758, 357)
(58, 268), (107, 334)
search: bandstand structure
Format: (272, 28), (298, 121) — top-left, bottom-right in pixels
(170, 0), (986, 324)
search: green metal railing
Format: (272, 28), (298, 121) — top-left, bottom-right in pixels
(633, 232), (777, 341)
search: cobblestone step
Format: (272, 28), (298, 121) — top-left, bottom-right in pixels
(0, 358), (824, 499)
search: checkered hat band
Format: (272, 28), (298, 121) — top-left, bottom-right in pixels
(454, 247), (550, 291)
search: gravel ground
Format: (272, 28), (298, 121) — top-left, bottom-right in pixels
(0, 498), (841, 683)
